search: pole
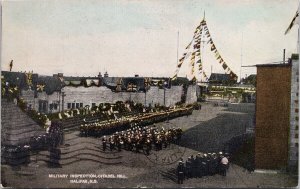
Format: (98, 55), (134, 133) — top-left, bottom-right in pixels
(240, 32), (243, 83)
(177, 31), (179, 66)
(297, 26), (300, 55)
(145, 90), (147, 107)
(58, 91), (61, 112)
(61, 92), (66, 112)
(283, 49), (286, 64)
(163, 87), (166, 106)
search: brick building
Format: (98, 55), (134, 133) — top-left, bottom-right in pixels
(255, 54), (299, 171)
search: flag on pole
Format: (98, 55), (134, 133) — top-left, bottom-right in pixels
(285, 7), (299, 35)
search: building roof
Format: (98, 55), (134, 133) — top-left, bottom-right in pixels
(2, 71), (176, 94)
(208, 73), (231, 82)
(37, 76), (63, 94)
(256, 63), (291, 67)
(2, 71), (29, 89)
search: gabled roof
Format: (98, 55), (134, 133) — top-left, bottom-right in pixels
(37, 76), (63, 94)
(2, 71), (62, 95)
(2, 71), (26, 87)
(208, 73), (231, 82)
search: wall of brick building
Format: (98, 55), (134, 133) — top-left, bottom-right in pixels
(255, 65), (291, 170)
(288, 56), (299, 171)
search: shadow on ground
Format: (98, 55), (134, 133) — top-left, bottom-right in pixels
(178, 104), (255, 170)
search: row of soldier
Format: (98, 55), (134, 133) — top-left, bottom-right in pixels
(102, 124), (183, 155)
(80, 106), (192, 138)
(177, 152), (229, 184)
(80, 118), (131, 137)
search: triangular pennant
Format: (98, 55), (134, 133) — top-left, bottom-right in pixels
(194, 44), (200, 49)
(215, 51), (220, 57)
(177, 61), (183, 68)
(219, 58), (223, 64)
(171, 74), (177, 80)
(198, 64), (202, 70)
(211, 44), (216, 51)
(222, 63), (228, 70)
(207, 38), (213, 44)
(179, 56), (185, 62)
(191, 67), (195, 75)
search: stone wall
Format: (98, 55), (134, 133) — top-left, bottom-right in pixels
(186, 85), (197, 104)
(21, 90), (60, 113)
(62, 85), (187, 110)
(20, 85), (197, 113)
(288, 56), (299, 172)
(255, 65), (291, 170)
(21, 90), (35, 107)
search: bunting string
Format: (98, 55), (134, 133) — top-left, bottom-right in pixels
(172, 17), (237, 81)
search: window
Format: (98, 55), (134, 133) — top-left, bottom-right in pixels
(54, 103), (58, 110)
(72, 103), (75, 109)
(76, 103), (79, 108)
(67, 103), (71, 109)
(80, 103), (83, 108)
(49, 104), (54, 110)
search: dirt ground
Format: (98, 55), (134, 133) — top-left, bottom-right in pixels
(1, 103), (298, 188)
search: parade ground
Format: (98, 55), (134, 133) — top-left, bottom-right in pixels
(1, 102), (298, 188)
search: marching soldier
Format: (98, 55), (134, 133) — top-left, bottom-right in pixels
(220, 155), (229, 176)
(211, 153), (218, 175)
(102, 136), (107, 151)
(195, 153), (202, 178)
(203, 153), (209, 176)
(185, 157), (192, 179)
(177, 160), (185, 184)
(109, 137), (115, 151)
(190, 155), (196, 178)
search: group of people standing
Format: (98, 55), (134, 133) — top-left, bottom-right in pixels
(80, 106), (193, 138)
(177, 152), (229, 184)
(101, 124), (183, 155)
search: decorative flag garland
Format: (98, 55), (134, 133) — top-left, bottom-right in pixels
(172, 17), (237, 81)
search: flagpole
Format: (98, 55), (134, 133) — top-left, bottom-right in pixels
(240, 31), (243, 83)
(297, 26), (300, 55)
(177, 31), (179, 67)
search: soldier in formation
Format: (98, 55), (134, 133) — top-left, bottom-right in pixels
(177, 160), (185, 184)
(79, 106), (192, 137)
(100, 125), (183, 154)
(180, 151), (230, 182)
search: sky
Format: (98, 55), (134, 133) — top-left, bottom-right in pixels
(1, 0), (299, 79)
